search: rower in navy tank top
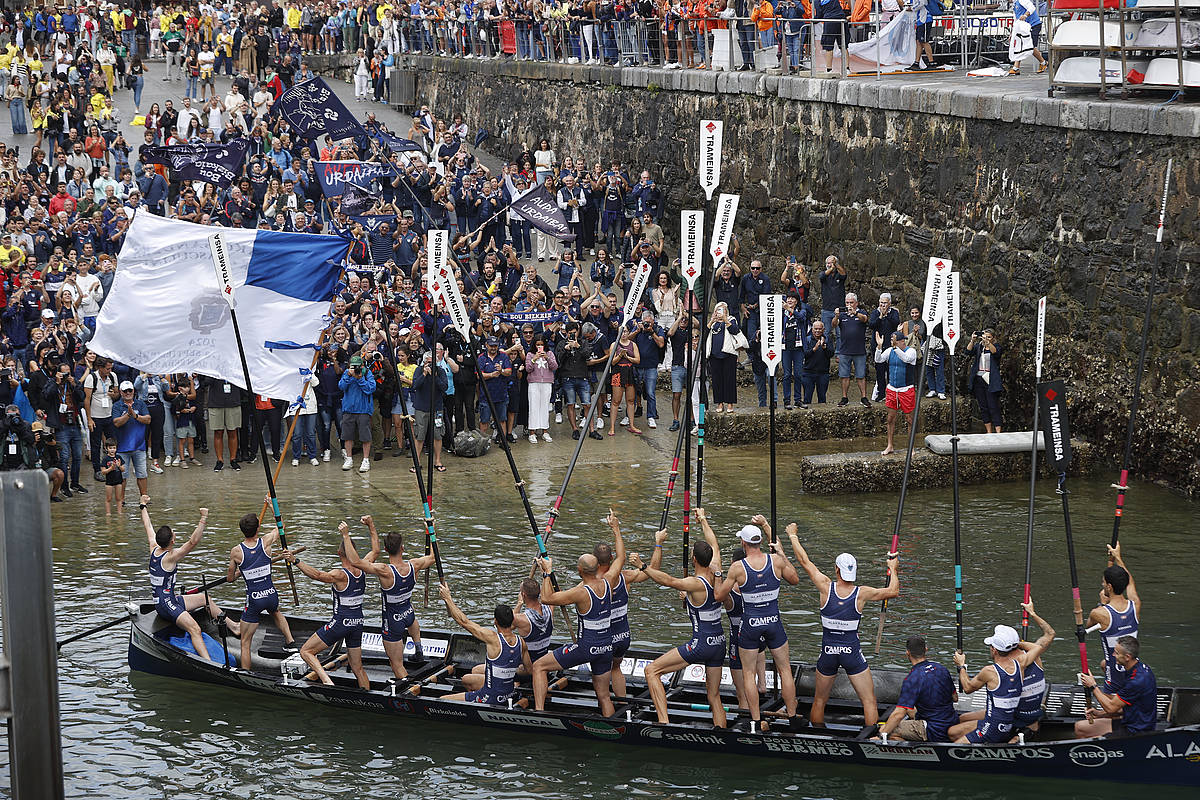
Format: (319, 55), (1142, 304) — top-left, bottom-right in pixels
(678, 576), (726, 667)
(319, 565), (366, 649)
(149, 548), (184, 623)
(816, 581), (868, 677)
(1014, 659), (1047, 728)
(238, 539), (278, 622)
(737, 545), (786, 651)
(1087, 545), (1141, 695)
(594, 514), (654, 701)
(516, 577), (556, 664)
(439, 586), (531, 706)
(225, 513), (297, 669)
(382, 562), (417, 639)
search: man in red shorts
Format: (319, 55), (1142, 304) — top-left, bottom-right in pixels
(876, 331), (917, 456)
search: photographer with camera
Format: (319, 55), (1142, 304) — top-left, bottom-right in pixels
(30, 420), (67, 502)
(338, 353), (377, 473)
(0, 404), (37, 473)
(632, 310), (665, 429)
(966, 328), (1004, 433)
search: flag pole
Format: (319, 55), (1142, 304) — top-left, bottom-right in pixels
(208, 232), (299, 605)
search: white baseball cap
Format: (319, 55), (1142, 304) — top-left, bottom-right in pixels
(985, 624), (1020, 652)
(119, 380), (135, 391)
(835, 552), (857, 581)
(736, 525), (762, 544)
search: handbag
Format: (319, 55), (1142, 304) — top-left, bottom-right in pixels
(732, 329), (750, 350)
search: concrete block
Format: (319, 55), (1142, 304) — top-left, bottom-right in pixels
(797, 77), (823, 102)
(714, 70), (735, 93)
(589, 65), (606, 84)
(1147, 107), (1171, 136)
(629, 67), (649, 88)
(1034, 97), (1061, 128)
(684, 70), (702, 91)
(1060, 100), (1089, 130)
(820, 79), (840, 103)
(697, 71), (719, 93)
(1086, 102), (1111, 131)
(738, 71), (760, 93)
(857, 81), (881, 108)
(1109, 103), (1149, 134)
(976, 93), (1002, 121)
(1164, 107), (1200, 138)
(761, 74), (780, 96)
(877, 83), (904, 111)
(1020, 96), (1039, 124)
(1000, 95), (1023, 123)
(836, 80), (860, 106)
(899, 84), (923, 113)
(949, 90), (974, 119)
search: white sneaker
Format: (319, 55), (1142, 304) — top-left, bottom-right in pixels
(342, 456), (354, 471)
(322, 449), (331, 462)
(595, 417), (603, 430)
(926, 390), (936, 398)
(620, 416), (629, 426)
(647, 418), (657, 429)
(938, 393), (947, 400)
(171, 456), (181, 466)
(529, 434), (539, 444)
(542, 432), (553, 442)
(151, 461), (164, 474)
(359, 458), (370, 473)
(291, 458), (299, 466)
(310, 458), (320, 466)
(555, 412), (563, 424)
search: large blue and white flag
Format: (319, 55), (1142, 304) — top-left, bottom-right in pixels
(90, 213), (347, 401)
(139, 139), (250, 187)
(273, 76), (366, 142)
(314, 160), (390, 197)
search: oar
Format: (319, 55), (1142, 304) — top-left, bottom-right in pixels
(422, 290), (439, 605)
(303, 652), (348, 682)
(1059, 472), (1090, 673)
(1021, 296), (1047, 640)
(408, 663), (456, 695)
(56, 612), (136, 650)
(209, 232), (305, 605)
(517, 675), (570, 709)
(1107, 159), (1173, 549)
(948, 345), (964, 653)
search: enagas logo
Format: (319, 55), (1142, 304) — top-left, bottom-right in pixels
(1069, 743), (1122, 767)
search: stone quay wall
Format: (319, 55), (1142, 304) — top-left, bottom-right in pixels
(311, 55), (1200, 495)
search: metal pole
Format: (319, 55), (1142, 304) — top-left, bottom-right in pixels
(0, 471), (66, 800)
(948, 349), (964, 653)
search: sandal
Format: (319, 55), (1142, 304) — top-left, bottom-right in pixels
(629, 427), (643, 435)
(435, 464), (446, 472)
(409, 467), (416, 473)
(608, 430), (616, 436)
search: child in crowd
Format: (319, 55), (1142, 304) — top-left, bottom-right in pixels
(101, 439), (125, 513)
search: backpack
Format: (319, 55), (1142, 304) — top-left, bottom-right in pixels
(453, 429), (491, 458)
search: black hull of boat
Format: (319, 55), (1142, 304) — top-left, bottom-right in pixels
(126, 607), (1200, 786)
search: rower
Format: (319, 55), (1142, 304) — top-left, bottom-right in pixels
(514, 578), (554, 672)
(1074, 635), (1158, 739)
(714, 515), (803, 729)
(786, 525), (897, 730)
(593, 509), (646, 700)
(341, 516), (436, 682)
(530, 549), (622, 717)
(948, 601), (1053, 744)
(724, 542), (767, 711)
(225, 512), (297, 669)
(876, 636), (959, 743)
(142, 496), (234, 662)
(439, 584), (531, 705)
(627, 516), (729, 728)
(282, 522), (377, 690)
(1087, 543), (1140, 696)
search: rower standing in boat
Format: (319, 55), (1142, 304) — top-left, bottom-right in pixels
(225, 512), (297, 669)
(1087, 543), (1140, 695)
(514, 578), (554, 672)
(531, 547), (622, 717)
(142, 496), (236, 662)
(593, 509), (645, 700)
(1073, 635), (1158, 739)
(786, 525), (897, 730)
(438, 584), (531, 705)
(876, 636), (960, 743)
(628, 517), (729, 727)
(723, 540), (767, 712)
(948, 602), (1053, 744)
(282, 522), (377, 690)
(714, 515), (803, 730)
(341, 516), (436, 682)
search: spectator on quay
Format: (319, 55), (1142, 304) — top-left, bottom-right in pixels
(411, 348), (449, 469)
(740, 258), (771, 340)
(898, 306), (940, 399)
(1010, 0), (1048, 75)
(286, 371), (321, 467)
(815, 0), (848, 73)
(632, 309), (665, 429)
(651, 269), (680, 370)
(966, 328), (1003, 433)
(525, 335), (558, 443)
(868, 292), (900, 403)
(477, 335), (512, 441)
(135, 373), (168, 475)
(50, 361), (87, 495)
(205, 376), (243, 472)
(819, 254), (846, 347)
(876, 331), (918, 456)
(339, 353), (376, 472)
(607, 322), (642, 436)
(112, 378), (151, 496)
(556, 322), (590, 440)
(802, 319), (834, 407)
(31, 420), (67, 501)
(82, 355), (118, 482)
(666, 310), (694, 431)
(833, 292), (870, 408)
(99, 437), (125, 513)
(706, 301), (743, 414)
(780, 293), (806, 410)
(779, 256), (810, 304)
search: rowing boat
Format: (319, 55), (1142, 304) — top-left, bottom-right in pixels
(126, 602), (1200, 785)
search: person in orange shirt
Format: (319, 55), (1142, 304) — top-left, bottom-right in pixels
(691, 0), (710, 67)
(749, 0), (774, 48)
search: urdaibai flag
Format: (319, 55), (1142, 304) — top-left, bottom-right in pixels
(90, 213), (347, 401)
(508, 184), (575, 241)
(139, 139), (249, 187)
(314, 160), (390, 198)
(372, 129), (424, 153)
(273, 76), (366, 142)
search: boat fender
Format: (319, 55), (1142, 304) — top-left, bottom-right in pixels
(625, 709), (632, 722)
(1018, 732), (1026, 745)
(881, 732), (889, 743)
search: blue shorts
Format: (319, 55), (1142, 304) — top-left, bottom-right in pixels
(916, 21), (932, 43)
(242, 587), (279, 624)
(816, 643), (870, 677)
(156, 593), (186, 624)
(479, 398), (508, 425)
(678, 634), (726, 668)
(465, 687), (513, 705)
(728, 625), (743, 670)
(382, 605), (416, 643)
(838, 353), (867, 379)
(317, 614), (364, 649)
(119, 449), (148, 480)
(965, 720), (1012, 744)
(553, 640), (613, 676)
(1013, 709), (1043, 727)
(562, 376), (591, 406)
(738, 613), (788, 651)
(611, 626), (630, 663)
(671, 365), (689, 393)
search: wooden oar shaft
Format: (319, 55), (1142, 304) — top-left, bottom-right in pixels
(303, 652), (348, 682)
(408, 664), (456, 695)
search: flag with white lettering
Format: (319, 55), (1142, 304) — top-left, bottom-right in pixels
(699, 120), (723, 201)
(509, 184), (576, 241)
(314, 160), (390, 198)
(1037, 380), (1073, 472)
(708, 193), (739, 267)
(373, 129), (425, 153)
(681, 210), (704, 290)
(923, 256), (951, 332)
(273, 76), (366, 142)
(139, 139), (249, 188)
(759, 294), (784, 376)
(944, 270), (962, 355)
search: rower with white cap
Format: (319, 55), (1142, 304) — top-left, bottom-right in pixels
(785, 523), (898, 731)
(948, 600), (1053, 744)
(714, 515), (803, 730)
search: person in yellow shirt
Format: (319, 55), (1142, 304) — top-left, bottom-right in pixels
(286, 3), (302, 32)
(215, 27), (234, 76)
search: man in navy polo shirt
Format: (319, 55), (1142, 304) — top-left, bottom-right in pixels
(740, 260), (772, 340)
(832, 292), (870, 408)
(878, 635), (960, 742)
(393, 217), (423, 276)
(819, 255), (847, 346)
(477, 337), (512, 441)
(112, 380), (151, 497)
(632, 311), (665, 429)
(1075, 635), (1158, 738)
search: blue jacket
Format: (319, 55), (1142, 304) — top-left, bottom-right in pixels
(411, 362), (449, 413)
(338, 368), (377, 414)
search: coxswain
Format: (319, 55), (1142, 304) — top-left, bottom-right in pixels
(439, 584), (531, 705)
(1087, 543), (1140, 695)
(786, 525), (897, 730)
(956, 602), (1055, 734)
(282, 522), (377, 689)
(714, 515), (803, 730)
(876, 636), (960, 743)
(593, 509), (646, 700)
(225, 512), (297, 669)
(628, 517), (729, 727)
(513, 577), (555, 673)
(142, 496), (236, 662)
(948, 601), (1053, 743)
(531, 548), (622, 717)
(1074, 635), (1158, 738)
(341, 516), (436, 682)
